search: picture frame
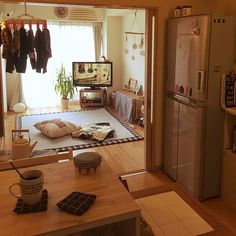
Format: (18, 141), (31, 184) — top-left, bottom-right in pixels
(128, 78), (138, 92)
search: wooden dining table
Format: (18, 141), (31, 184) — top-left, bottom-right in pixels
(0, 159), (141, 236)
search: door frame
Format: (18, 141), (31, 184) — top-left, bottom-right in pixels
(0, 51), (4, 137)
(3, 1), (160, 171)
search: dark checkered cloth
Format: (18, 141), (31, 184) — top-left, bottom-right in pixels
(57, 192), (96, 216)
(13, 189), (48, 214)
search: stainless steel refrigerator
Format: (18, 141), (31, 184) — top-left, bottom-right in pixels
(164, 14), (236, 200)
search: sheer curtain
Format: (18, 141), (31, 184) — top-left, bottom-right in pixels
(22, 22), (96, 108)
(93, 22), (103, 61)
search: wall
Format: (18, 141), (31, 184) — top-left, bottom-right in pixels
(216, 0), (236, 15)
(122, 11), (145, 90)
(103, 10), (145, 103)
(105, 16), (123, 102)
(0, 4), (105, 22)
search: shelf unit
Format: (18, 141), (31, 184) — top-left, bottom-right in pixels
(222, 107), (236, 211)
(79, 89), (106, 108)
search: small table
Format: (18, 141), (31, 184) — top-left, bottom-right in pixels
(0, 160), (141, 235)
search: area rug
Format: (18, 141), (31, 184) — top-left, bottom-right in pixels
(17, 108), (143, 152)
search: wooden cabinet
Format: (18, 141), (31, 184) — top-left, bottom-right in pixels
(80, 88), (106, 108)
(222, 108), (236, 211)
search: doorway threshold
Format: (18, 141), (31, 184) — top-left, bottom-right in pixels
(120, 169), (146, 178)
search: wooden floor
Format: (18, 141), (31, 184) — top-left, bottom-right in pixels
(1, 105), (145, 174)
(1, 105), (236, 235)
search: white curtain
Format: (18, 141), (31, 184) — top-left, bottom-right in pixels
(9, 72), (26, 110)
(93, 22), (103, 62)
(21, 22), (96, 108)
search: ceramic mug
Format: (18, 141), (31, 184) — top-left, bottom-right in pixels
(9, 170), (44, 205)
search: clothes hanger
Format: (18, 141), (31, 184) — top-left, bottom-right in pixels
(4, 0), (46, 27)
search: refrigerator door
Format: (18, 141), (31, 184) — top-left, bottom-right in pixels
(177, 101), (206, 197)
(163, 96), (179, 180)
(167, 15), (211, 101)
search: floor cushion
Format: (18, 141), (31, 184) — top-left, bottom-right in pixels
(34, 118), (80, 138)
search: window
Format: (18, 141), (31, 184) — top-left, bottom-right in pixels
(22, 22), (95, 108)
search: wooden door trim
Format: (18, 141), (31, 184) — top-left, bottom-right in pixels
(1, 1), (160, 170)
(0, 50), (4, 137)
(144, 9), (158, 170)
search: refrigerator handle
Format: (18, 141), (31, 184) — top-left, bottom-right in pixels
(168, 92), (197, 107)
(197, 70), (206, 92)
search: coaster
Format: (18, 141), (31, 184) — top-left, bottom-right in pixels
(57, 192), (96, 216)
(13, 189), (48, 214)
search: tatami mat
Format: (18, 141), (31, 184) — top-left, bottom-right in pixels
(136, 191), (214, 236)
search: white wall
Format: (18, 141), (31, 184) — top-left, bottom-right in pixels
(122, 11), (145, 90)
(1, 4), (105, 22)
(106, 16), (123, 101)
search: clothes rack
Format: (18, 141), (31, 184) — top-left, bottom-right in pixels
(1, 0), (51, 74)
(4, 0), (46, 27)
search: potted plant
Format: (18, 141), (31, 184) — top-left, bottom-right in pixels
(54, 64), (76, 109)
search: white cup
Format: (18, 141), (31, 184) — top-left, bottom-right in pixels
(9, 170), (44, 205)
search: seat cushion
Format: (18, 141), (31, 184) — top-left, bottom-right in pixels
(34, 119), (80, 138)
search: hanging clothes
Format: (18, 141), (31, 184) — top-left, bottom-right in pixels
(34, 27), (43, 73)
(13, 27), (20, 74)
(13, 28), (20, 57)
(35, 26), (52, 73)
(1, 27), (15, 73)
(27, 28), (36, 70)
(41, 27), (52, 73)
(1, 22), (51, 74)
(15, 26), (28, 73)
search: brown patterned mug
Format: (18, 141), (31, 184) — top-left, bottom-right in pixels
(9, 170), (44, 205)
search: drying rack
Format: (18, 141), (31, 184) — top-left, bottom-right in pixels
(4, 0), (46, 28)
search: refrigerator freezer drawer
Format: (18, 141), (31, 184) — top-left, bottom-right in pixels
(177, 102), (206, 197)
(164, 96), (206, 198)
(163, 97), (179, 180)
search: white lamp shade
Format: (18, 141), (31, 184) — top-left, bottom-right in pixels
(13, 103), (26, 113)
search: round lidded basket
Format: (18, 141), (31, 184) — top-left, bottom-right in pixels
(73, 152), (102, 174)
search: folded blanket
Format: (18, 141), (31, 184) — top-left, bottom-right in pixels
(72, 122), (114, 141)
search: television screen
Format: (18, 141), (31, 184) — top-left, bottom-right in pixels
(72, 62), (112, 88)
